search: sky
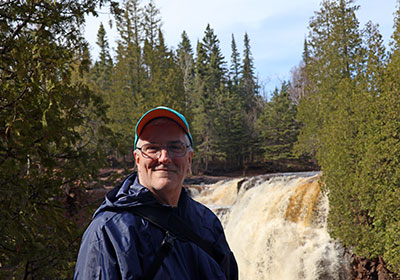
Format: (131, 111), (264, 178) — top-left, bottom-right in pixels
(84, 0), (398, 95)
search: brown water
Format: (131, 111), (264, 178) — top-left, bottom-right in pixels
(193, 172), (350, 280)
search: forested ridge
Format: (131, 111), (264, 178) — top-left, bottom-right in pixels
(1, 0), (399, 278)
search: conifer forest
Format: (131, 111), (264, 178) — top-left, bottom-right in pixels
(1, 0), (400, 278)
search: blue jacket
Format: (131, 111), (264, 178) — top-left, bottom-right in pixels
(74, 173), (238, 280)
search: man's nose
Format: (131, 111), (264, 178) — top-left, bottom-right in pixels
(158, 148), (172, 163)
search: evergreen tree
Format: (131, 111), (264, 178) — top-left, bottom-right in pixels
(0, 1), (110, 278)
(110, 0), (145, 155)
(352, 6), (400, 273)
(297, 0), (400, 274)
(177, 31), (195, 118)
(97, 22), (113, 71)
(91, 22), (113, 96)
(258, 82), (300, 160)
(376, 6), (400, 271)
(229, 34), (241, 87)
(142, 0), (162, 84)
(105, 0), (187, 158)
(142, 0), (161, 48)
(289, 38), (310, 105)
(192, 41), (212, 171)
(192, 24), (227, 171)
(222, 34), (247, 169)
(296, 0), (362, 160)
(240, 33), (258, 110)
(239, 33), (262, 165)
(299, 0), (364, 246)
(144, 29), (186, 111)
(215, 87), (248, 170)
(141, 3), (185, 112)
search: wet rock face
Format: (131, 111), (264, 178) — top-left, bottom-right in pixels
(350, 255), (400, 280)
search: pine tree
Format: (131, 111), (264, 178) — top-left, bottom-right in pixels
(97, 22), (113, 71)
(144, 29), (186, 111)
(258, 82), (300, 160)
(177, 31), (195, 118)
(215, 87), (248, 170)
(225, 34), (246, 169)
(110, 0), (145, 155)
(141, 4), (186, 111)
(229, 34), (241, 87)
(142, 0), (161, 48)
(239, 33), (262, 165)
(91, 22), (113, 96)
(240, 33), (258, 110)
(289, 38), (310, 105)
(142, 0), (162, 87)
(192, 24), (227, 171)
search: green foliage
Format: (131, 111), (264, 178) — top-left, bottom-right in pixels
(240, 33), (259, 111)
(373, 7), (400, 270)
(191, 25), (227, 170)
(91, 0), (188, 158)
(4, 0), (400, 276)
(229, 34), (241, 87)
(258, 83), (300, 160)
(91, 22), (113, 93)
(295, 0), (400, 274)
(83, 1), (263, 174)
(107, 0), (145, 156)
(0, 0), (110, 278)
(177, 31), (195, 123)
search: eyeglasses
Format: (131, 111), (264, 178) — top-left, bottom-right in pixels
(136, 143), (190, 159)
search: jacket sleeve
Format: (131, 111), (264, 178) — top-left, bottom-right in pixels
(74, 222), (121, 280)
(220, 250), (239, 280)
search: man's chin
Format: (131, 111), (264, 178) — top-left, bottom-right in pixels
(153, 176), (183, 189)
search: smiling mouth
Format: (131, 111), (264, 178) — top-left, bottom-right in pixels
(154, 168), (177, 172)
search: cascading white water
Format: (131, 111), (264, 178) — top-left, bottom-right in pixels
(192, 172), (350, 280)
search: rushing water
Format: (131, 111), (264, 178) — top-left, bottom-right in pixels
(191, 172), (350, 280)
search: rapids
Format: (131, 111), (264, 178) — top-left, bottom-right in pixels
(191, 172), (350, 280)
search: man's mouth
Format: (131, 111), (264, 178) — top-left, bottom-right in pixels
(153, 166), (176, 172)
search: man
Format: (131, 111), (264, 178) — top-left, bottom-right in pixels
(74, 106), (238, 279)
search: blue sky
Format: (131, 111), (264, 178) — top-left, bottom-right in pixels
(85, 0), (398, 95)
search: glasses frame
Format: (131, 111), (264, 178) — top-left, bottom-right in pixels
(136, 142), (190, 160)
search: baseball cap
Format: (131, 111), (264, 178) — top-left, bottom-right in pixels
(134, 106), (193, 149)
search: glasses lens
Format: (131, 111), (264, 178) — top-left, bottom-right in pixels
(167, 143), (186, 157)
(140, 143), (187, 158)
(141, 144), (160, 158)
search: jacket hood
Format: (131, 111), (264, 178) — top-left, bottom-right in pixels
(94, 173), (159, 217)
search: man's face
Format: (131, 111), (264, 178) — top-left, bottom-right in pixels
(134, 119), (193, 205)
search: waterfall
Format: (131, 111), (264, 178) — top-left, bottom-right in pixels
(191, 172), (350, 280)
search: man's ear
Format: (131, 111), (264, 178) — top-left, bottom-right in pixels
(133, 150), (140, 165)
